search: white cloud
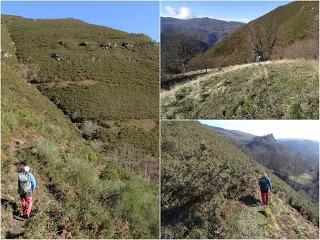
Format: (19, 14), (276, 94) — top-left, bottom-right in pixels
(165, 6), (195, 20)
(213, 17), (251, 23)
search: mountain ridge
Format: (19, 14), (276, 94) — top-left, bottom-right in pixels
(202, 1), (319, 67)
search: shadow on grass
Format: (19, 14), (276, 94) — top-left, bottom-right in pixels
(5, 231), (25, 239)
(239, 195), (260, 207)
(161, 71), (208, 90)
(258, 210), (268, 217)
(1, 198), (20, 216)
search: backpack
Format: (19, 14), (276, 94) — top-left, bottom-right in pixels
(18, 172), (32, 196)
(259, 177), (269, 192)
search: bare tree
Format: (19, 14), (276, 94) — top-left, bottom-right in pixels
(241, 21), (277, 61)
(162, 32), (202, 73)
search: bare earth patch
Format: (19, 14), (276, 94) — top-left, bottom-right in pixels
(41, 79), (99, 88)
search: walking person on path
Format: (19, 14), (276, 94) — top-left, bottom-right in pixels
(259, 173), (272, 205)
(18, 166), (37, 219)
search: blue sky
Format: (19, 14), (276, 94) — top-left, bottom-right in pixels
(199, 120), (320, 141)
(1, 1), (160, 41)
(161, 1), (291, 23)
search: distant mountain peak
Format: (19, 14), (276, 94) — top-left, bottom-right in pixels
(247, 134), (278, 150)
(261, 134), (276, 142)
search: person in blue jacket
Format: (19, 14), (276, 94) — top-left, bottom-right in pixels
(18, 166), (37, 219)
(259, 173), (272, 205)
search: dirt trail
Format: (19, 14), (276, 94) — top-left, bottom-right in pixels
(38, 79), (99, 88)
(1, 140), (28, 238)
(236, 194), (318, 239)
(1, 137), (62, 239)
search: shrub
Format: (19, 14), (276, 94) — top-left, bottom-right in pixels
(81, 120), (98, 140)
(17, 63), (39, 83)
(272, 39), (319, 60)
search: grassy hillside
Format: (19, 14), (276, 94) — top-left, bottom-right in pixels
(161, 59), (319, 119)
(203, 1), (319, 67)
(3, 14), (159, 183)
(205, 125), (255, 143)
(3, 14), (159, 120)
(1, 22), (159, 238)
(161, 121), (319, 239)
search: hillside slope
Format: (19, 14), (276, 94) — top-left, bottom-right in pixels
(1, 16), (159, 238)
(161, 121), (319, 239)
(204, 126), (319, 202)
(161, 59), (319, 119)
(203, 1), (319, 67)
(3, 14), (159, 120)
(161, 17), (243, 74)
(204, 125), (255, 143)
(161, 17), (244, 49)
(279, 139), (319, 161)
(3, 14), (159, 183)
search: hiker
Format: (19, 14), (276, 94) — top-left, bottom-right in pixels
(52, 53), (61, 61)
(18, 166), (37, 219)
(258, 173), (272, 205)
(255, 55), (262, 62)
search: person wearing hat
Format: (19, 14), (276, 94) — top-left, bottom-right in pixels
(258, 173), (272, 205)
(18, 166), (37, 219)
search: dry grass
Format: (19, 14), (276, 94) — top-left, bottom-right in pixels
(161, 59), (319, 119)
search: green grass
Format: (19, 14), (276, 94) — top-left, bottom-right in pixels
(161, 60), (319, 119)
(289, 173), (313, 185)
(2, 14), (159, 182)
(1, 19), (159, 238)
(161, 121), (319, 239)
(3, 14), (159, 120)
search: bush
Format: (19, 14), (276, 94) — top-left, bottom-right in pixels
(17, 63), (39, 83)
(81, 120), (98, 140)
(272, 39), (319, 60)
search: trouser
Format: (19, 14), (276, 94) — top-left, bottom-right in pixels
(261, 191), (269, 205)
(20, 195), (32, 217)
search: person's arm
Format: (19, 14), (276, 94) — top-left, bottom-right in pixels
(268, 179), (272, 191)
(28, 173), (37, 192)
